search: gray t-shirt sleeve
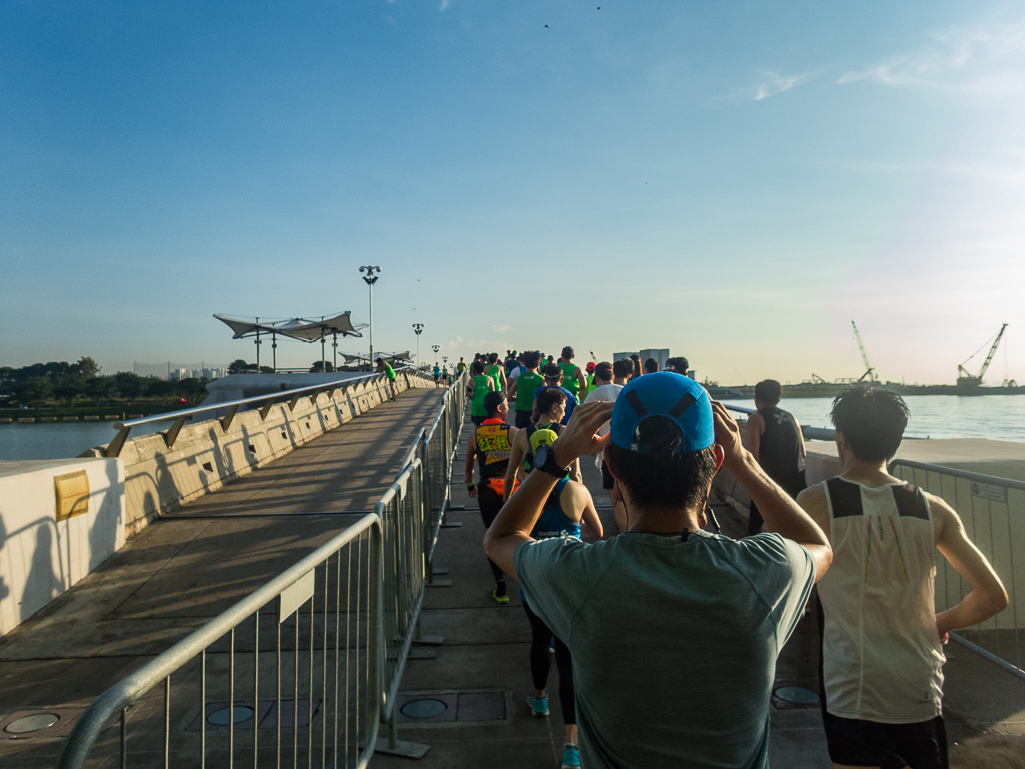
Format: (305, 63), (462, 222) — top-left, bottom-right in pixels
(514, 537), (604, 643)
(738, 533), (816, 650)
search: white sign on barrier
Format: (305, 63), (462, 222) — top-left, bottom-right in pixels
(971, 481), (1007, 504)
(278, 570), (316, 622)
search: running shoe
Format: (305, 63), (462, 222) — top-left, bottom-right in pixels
(490, 589), (509, 604)
(561, 744), (580, 769)
(527, 690), (549, 717)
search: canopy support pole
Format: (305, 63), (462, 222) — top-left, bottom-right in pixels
(255, 317), (261, 373)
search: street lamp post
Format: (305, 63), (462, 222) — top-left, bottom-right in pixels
(412, 323), (424, 369)
(359, 265), (381, 371)
(431, 344), (440, 365)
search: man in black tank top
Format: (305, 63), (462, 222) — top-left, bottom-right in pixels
(745, 379), (806, 536)
(465, 391), (519, 603)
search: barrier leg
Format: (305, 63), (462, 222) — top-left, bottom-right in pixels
(412, 615), (445, 646)
(375, 709), (430, 759)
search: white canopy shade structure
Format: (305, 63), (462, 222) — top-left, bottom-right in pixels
(215, 312), (365, 372)
(341, 351), (412, 366)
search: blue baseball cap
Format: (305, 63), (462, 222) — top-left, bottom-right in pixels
(609, 372), (714, 455)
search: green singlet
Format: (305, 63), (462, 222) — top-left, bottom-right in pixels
(487, 364), (502, 391)
(471, 375), (491, 417)
(515, 371), (544, 412)
(558, 361), (578, 395)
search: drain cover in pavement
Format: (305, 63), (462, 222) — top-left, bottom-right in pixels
(0, 709), (90, 740)
(208, 706), (256, 726)
(401, 699), (447, 719)
(393, 691), (507, 724)
(5, 714), (60, 734)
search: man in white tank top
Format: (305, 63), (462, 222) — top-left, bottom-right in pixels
(798, 387), (1007, 769)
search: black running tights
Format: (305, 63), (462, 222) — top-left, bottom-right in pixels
(523, 601), (575, 725)
(478, 499), (505, 584)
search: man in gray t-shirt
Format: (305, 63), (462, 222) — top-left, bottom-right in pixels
(486, 373), (831, 769)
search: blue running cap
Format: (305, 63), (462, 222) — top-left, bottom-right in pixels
(609, 372), (714, 455)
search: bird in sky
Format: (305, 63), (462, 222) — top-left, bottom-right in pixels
(544, 24), (549, 28)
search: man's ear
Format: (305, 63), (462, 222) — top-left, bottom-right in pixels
(603, 444), (621, 479)
(712, 443), (725, 474)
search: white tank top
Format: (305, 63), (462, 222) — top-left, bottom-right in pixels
(817, 476), (945, 723)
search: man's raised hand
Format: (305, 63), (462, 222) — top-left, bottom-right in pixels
(551, 401), (614, 467)
(711, 401), (747, 472)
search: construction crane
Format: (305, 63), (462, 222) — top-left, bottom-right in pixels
(957, 324), (1008, 388)
(851, 320), (877, 382)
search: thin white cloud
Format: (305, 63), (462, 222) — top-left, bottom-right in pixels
(752, 71), (811, 101)
(837, 22), (1025, 94)
(439, 0), (450, 9)
(492, 324), (511, 333)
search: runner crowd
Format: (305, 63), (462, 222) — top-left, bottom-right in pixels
(449, 347), (1007, 769)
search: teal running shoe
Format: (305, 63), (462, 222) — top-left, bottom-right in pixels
(561, 743), (580, 768)
(526, 689), (549, 717)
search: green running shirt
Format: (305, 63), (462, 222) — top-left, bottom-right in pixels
(470, 375), (491, 417)
(515, 371), (544, 412)
(558, 361), (578, 395)
(487, 364), (502, 391)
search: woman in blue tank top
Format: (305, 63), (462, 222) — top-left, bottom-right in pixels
(520, 472), (602, 769)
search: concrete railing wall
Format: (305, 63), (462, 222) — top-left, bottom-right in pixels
(0, 458), (125, 637)
(87, 371), (436, 538)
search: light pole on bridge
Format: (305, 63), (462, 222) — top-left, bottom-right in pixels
(432, 344), (440, 366)
(359, 265), (381, 370)
(412, 323), (424, 369)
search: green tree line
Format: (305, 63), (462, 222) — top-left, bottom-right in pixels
(0, 357), (208, 408)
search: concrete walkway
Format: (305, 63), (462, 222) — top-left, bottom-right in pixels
(0, 388), (445, 767)
(373, 410), (1025, 769)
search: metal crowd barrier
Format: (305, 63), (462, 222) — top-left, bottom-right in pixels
(399, 370), (468, 588)
(371, 370), (467, 757)
(57, 514), (385, 769)
(57, 367), (468, 767)
(889, 459), (1025, 679)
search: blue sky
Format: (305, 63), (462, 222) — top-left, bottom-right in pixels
(2, 1), (1023, 385)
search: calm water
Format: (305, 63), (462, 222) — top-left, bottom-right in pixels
(722, 395), (1025, 442)
(2, 394), (1023, 461)
(0, 421), (172, 461)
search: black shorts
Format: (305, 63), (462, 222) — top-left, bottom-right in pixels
(471, 415), (485, 426)
(822, 711), (948, 769)
(514, 410), (532, 429)
(600, 458), (615, 490)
